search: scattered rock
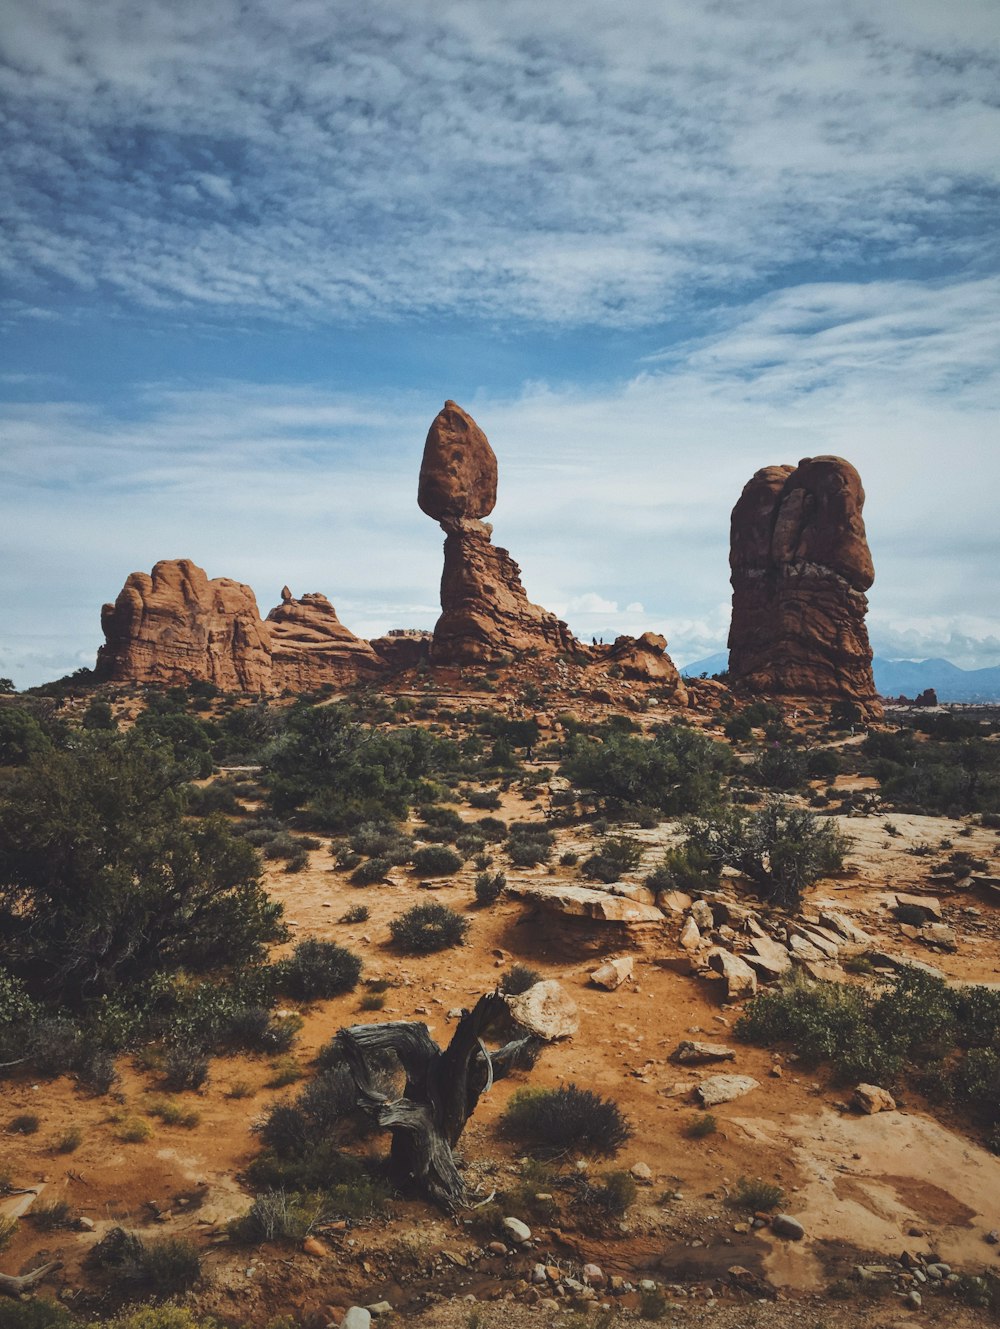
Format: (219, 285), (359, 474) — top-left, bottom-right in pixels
(679, 916), (702, 952)
(502, 1217), (532, 1245)
(707, 949), (758, 999)
(670, 1040), (736, 1065)
(696, 1074), (760, 1107)
(894, 893), (943, 923)
(853, 1083), (896, 1114)
(340, 1310), (372, 1329)
(505, 980), (578, 1040)
(771, 1214), (805, 1241)
(590, 956), (633, 990)
(582, 1263), (605, 1286)
(630, 1162), (653, 1183)
(690, 900), (714, 931)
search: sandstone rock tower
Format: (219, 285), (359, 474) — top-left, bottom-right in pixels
(727, 456), (880, 716)
(419, 401), (576, 664)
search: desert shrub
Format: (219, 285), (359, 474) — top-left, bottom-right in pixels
(218, 1005), (298, 1054)
(0, 706), (53, 767)
(728, 1177), (784, 1211)
(559, 850), (579, 867)
(0, 733), (282, 1007)
(276, 940), (362, 1000)
(578, 1169), (637, 1219)
(55, 1126), (83, 1153)
(410, 845), (463, 876)
(582, 833), (643, 883)
(389, 903), (469, 953)
(76, 1047), (119, 1095)
(350, 856), (391, 885)
(684, 1112), (717, 1138)
(29, 1200), (72, 1231)
(349, 821), (413, 864)
(283, 848), (309, 873)
(560, 723), (733, 814)
(684, 801), (850, 910)
(115, 1116), (152, 1143)
(162, 1044), (210, 1093)
(749, 743), (807, 791)
(806, 749), (842, 779)
(638, 1285), (670, 1321)
(502, 1084), (631, 1157)
(0, 1301), (73, 1328)
(474, 871), (507, 906)
(186, 782), (240, 816)
(506, 823), (554, 867)
(499, 964), (542, 995)
(644, 842), (718, 895)
(9, 1113), (39, 1134)
(339, 904), (369, 924)
(139, 1236), (202, 1295)
(360, 993), (385, 1011)
(266, 1058), (303, 1089)
(467, 788), (501, 810)
(145, 1097), (201, 1128)
(475, 816), (508, 841)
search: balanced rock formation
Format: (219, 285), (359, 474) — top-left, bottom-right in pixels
(97, 560), (383, 693)
(266, 588), (383, 690)
(420, 401), (576, 664)
(728, 456), (880, 716)
(97, 559), (274, 692)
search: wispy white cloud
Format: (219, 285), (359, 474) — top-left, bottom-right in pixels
(1, 0), (998, 325)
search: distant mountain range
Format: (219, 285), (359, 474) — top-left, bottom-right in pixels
(679, 653), (1000, 704)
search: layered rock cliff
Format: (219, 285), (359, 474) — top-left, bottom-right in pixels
(727, 456), (880, 715)
(419, 401), (576, 664)
(96, 559), (275, 692)
(96, 560), (383, 693)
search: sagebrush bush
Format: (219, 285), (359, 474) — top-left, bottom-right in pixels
(728, 1176), (784, 1212)
(582, 833), (644, 883)
(276, 939), (362, 1000)
(499, 964), (542, 995)
(162, 1044), (210, 1092)
(339, 903), (369, 924)
(410, 845), (463, 876)
(474, 871), (506, 905)
(389, 902), (469, 953)
(350, 857), (391, 885)
(138, 1236), (202, 1295)
(502, 1083), (631, 1157)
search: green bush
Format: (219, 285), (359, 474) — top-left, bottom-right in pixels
(350, 857), (391, 885)
(502, 1084), (631, 1157)
(560, 723), (732, 814)
(162, 1045), (210, 1093)
(499, 964), (542, 995)
(644, 842), (718, 895)
(728, 1177), (784, 1211)
(684, 801), (850, 910)
(582, 833), (643, 883)
(749, 743), (807, 791)
(276, 940), (362, 1000)
(410, 845), (463, 876)
(467, 788), (501, 810)
(138, 1236), (202, 1295)
(389, 903), (469, 953)
(474, 871), (507, 905)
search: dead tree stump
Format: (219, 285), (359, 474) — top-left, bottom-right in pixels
(336, 990), (540, 1209)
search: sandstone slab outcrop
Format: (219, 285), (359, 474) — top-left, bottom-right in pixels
(728, 456), (880, 716)
(420, 401), (576, 665)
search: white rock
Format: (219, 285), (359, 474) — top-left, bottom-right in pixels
(502, 1216), (532, 1244)
(696, 1074), (760, 1107)
(590, 956), (633, 990)
(505, 980), (578, 1041)
(679, 916), (701, 952)
(341, 1310), (372, 1329)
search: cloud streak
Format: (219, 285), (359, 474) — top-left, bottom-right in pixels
(2, 0), (999, 326)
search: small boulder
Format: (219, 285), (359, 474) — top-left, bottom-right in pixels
(894, 893), (943, 923)
(590, 956), (633, 990)
(630, 1162), (653, 1183)
(853, 1083), (896, 1114)
(696, 1074), (760, 1107)
(707, 948), (758, 999)
(659, 890), (693, 914)
(679, 916), (701, 952)
(582, 1263), (605, 1286)
(690, 899), (715, 931)
(502, 1216), (531, 1245)
(506, 980), (578, 1040)
(341, 1311), (372, 1329)
(771, 1214), (805, 1241)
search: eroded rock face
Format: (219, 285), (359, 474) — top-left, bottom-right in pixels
(420, 401), (576, 664)
(602, 632), (688, 701)
(728, 456), (880, 715)
(97, 559), (274, 692)
(96, 560), (383, 693)
(265, 591), (383, 691)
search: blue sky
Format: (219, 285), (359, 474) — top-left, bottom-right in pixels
(2, 0), (999, 687)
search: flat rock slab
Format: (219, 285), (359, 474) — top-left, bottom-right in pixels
(671, 1040), (735, 1064)
(894, 893), (943, 922)
(819, 910), (874, 947)
(508, 882), (664, 923)
(506, 979), (578, 1040)
(697, 1074), (760, 1107)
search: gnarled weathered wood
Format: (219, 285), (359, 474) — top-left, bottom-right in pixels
(0, 1260), (62, 1297)
(337, 990), (542, 1209)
